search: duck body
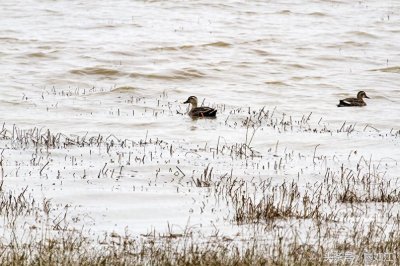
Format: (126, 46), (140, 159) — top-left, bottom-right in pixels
(184, 96), (217, 118)
(337, 91), (370, 107)
(188, 106), (217, 117)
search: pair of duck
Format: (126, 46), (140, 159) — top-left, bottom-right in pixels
(183, 91), (370, 118)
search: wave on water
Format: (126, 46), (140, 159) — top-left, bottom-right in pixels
(70, 67), (126, 76)
(370, 66), (400, 74)
(0, 37), (20, 42)
(108, 50), (137, 56)
(342, 40), (369, 47)
(277, 10), (292, 15)
(307, 12), (328, 17)
(316, 56), (344, 62)
(287, 63), (309, 69)
(203, 41), (231, 48)
(149, 44), (196, 51)
(26, 52), (54, 58)
(150, 41), (230, 51)
(265, 81), (289, 86)
(347, 31), (377, 39)
(130, 68), (205, 80)
(253, 49), (271, 56)
(111, 86), (139, 93)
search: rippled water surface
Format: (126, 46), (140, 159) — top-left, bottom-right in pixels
(1, 0), (400, 236)
(1, 0), (400, 129)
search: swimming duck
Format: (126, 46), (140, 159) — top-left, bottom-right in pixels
(183, 96), (217, 118)
(337, 91), (370, 107)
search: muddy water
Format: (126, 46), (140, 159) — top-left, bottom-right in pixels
(0, 0), (400, 236)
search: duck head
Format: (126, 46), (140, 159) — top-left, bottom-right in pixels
(183, 96), (198, 108)
(357, 91), (370, 99)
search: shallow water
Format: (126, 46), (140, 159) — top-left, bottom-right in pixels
(0, 0), (400, 238)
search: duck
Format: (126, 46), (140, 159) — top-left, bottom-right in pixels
(183, 96), (217, 118)
(337, 91), (370, 107)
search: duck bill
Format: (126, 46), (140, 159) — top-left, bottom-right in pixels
(365, 95), (370, 99)
(183, 100), (189, 104)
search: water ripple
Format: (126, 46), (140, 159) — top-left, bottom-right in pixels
(371, 66), (400, 74)
(130, 68), (205, 80)
(70, 67), (126, 77)
(150, 41), (231, 52)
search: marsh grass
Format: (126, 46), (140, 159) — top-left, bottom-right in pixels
(0, 188), (326, 266)
(214, 163), (400, 224)
(192, 164), (213, 187)
(1, 189), (399, 265)
(0, 99), (399, 265)
(0, 230), (321, 265)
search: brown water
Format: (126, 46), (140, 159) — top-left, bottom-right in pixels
(1, 0), (400, 236)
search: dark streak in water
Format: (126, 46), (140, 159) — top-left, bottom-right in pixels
(370, 66), (400, 74)
(308, 12), (327, 17)
(287, 63), (309, 69)
(347, 31), (377, 39)
(150, 41), (230, 52)
(316, 56), (344, 62)
(253, 49), (270, 56)
(203, 41), (231, 48)
(108, 51), (137, 56)
(130, 68), (205, 80)
(265, 81), (289, 86)
(26, 52), (53, 58)
(0, 37), (20, 42)
(111, 86), (139, 93)
(278, 10), (292, 15)
(70, 67), (126, 76)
